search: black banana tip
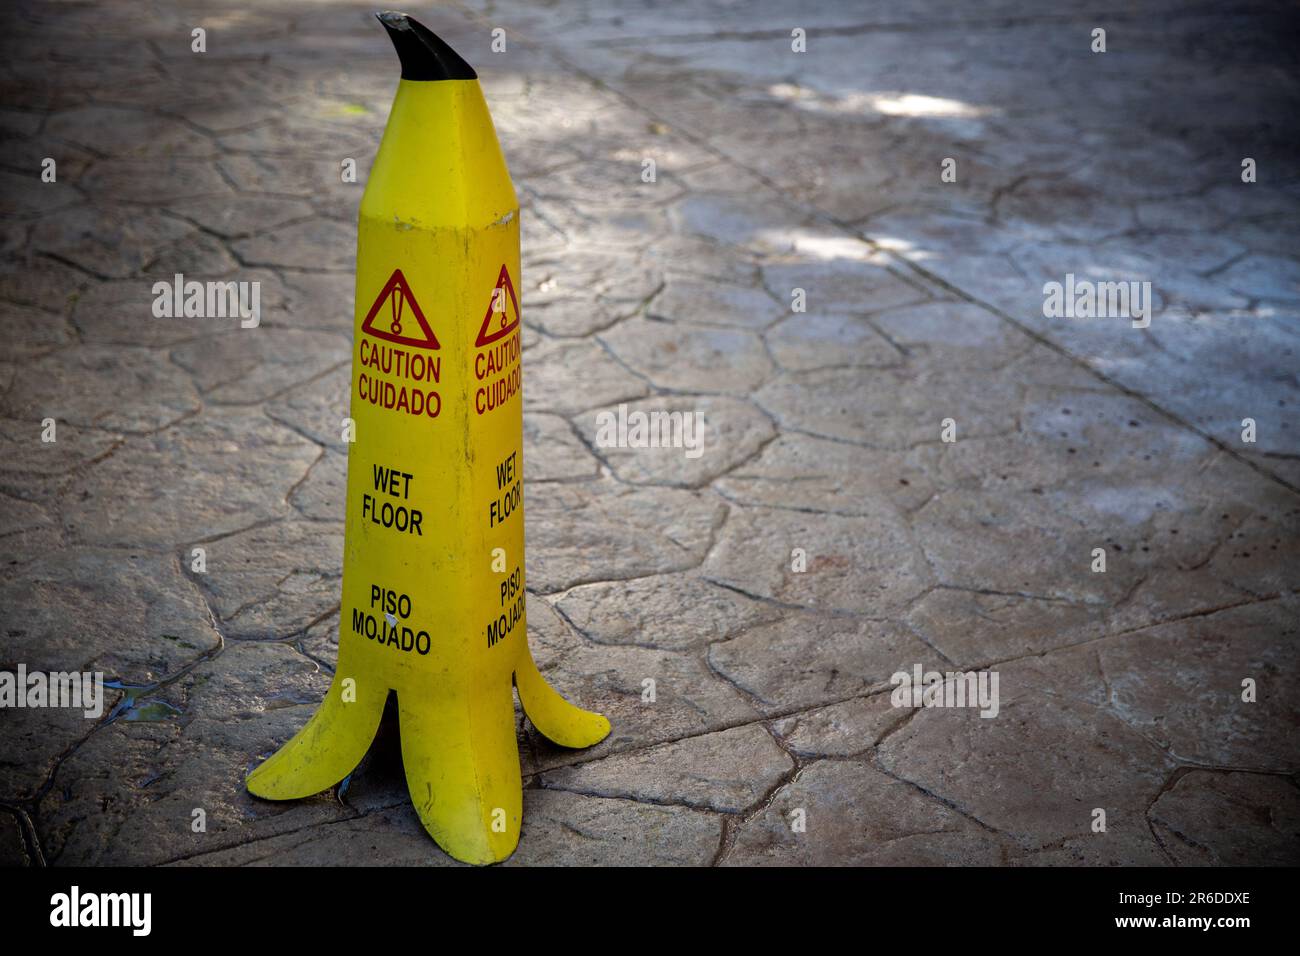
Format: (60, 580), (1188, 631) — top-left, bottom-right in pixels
(377, 11), (477, 81)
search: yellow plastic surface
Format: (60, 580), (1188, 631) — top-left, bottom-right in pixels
(246, 78), (610, 865)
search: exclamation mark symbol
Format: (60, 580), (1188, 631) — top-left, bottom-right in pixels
(391, 285), (405, 336)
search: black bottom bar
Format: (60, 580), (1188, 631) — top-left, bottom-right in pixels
(0, 865), (1284, 941)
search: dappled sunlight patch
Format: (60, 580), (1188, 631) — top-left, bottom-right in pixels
(868, 92), (992, 118)
(767, 83), (995, 121)
(870, 234), (934, 260)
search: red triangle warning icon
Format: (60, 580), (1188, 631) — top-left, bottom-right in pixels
(474, 264), (520, 348)
(360, 269), (440, 349)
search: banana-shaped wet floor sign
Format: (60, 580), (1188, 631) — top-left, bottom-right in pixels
(246, 11), (611, 865)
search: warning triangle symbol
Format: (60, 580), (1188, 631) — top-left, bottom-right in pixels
(360, 269), (440, 349)
(474, 264), (520, 348)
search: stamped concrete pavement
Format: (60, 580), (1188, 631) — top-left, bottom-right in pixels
(1, 0), (1297, 866)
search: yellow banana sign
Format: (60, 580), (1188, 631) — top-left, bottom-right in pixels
(247, 11), (610, 865)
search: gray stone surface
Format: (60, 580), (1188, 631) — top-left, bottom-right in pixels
(540, 723), (793, 813)
(723, 759), (1011, 866)
(1149, 771), (1300, 866)
(0, 0), (1296, 867)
